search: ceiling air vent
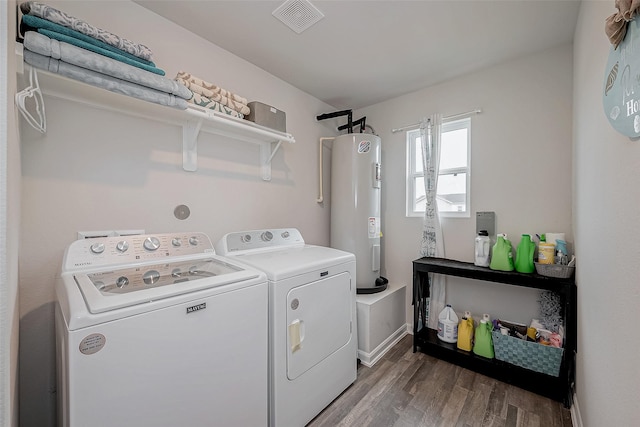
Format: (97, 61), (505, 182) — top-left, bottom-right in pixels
(272, 0), (324, 34)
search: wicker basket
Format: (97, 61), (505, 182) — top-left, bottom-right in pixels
(534, 262), (575, 279)
(492, 331), (563, 376)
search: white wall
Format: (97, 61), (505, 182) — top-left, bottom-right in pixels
(356, 44), (573, 326)
(1, 1), (21, 426)
(16, 1), (338, 425)
(17, 1), (640, 426)
(573, 2), (640, 425)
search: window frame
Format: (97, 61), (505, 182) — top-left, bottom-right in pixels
(406, 117), (471, 218)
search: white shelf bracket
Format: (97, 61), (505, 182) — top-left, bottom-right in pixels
(183, 119), (203, 172)
(267, 140), (283, 163)
(260, 140), (284, 181)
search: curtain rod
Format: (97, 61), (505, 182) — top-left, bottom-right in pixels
(391, 108), (482, 133)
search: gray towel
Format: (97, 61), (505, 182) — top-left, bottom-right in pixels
(20, 1), (153, 61)
(24, 31), (191, 100)
(23, 49), (188, 110)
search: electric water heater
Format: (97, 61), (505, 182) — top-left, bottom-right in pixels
(331, 133), (387, 294)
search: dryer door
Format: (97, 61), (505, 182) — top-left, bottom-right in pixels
(286, 272), (353, 380)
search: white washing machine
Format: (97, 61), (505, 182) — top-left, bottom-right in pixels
(55, 232), (269, 427)
(215, 228), (357, 427)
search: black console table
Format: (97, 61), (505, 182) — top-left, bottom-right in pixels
(412, 257), (576, 407)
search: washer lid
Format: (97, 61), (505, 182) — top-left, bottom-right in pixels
(231, 245), (355, 281)
(74, 256), (260, 314)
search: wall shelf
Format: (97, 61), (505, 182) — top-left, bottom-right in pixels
(16, 43), (295, 180)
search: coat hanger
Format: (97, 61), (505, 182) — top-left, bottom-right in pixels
(15, 66), (47, 134)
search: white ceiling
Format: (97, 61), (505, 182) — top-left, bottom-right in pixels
(135, 0), (581, 110)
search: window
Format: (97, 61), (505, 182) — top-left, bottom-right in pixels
(406, 117), (471, 217)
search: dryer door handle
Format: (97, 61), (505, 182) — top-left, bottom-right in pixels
(288, 319), (304, 353)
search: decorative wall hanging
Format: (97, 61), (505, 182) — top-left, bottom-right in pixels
(603, 1), (640, 137)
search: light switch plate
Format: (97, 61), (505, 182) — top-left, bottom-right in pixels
(476, 211), (496, 237)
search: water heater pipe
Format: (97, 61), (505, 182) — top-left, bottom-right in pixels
(317, 137), (334, 203)
(337, 116), (366, 133)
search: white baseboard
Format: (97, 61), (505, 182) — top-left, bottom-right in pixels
(570, 392), (584, 427)
(358, 324), (409, 367)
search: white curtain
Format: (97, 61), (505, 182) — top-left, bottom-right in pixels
(419, 114), (446, 330)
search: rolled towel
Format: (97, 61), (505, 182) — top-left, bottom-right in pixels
(20, 1), (154, 61)
(188, 93), (244, 119)
(175, 71), (248, 105)
(175, 78), (250, 116)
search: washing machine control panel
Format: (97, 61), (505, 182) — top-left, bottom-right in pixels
(63, 232), (214, 271)
(216, 228), (304, 254)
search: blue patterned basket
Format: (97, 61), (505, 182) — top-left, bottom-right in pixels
(491, 331), (564, 377)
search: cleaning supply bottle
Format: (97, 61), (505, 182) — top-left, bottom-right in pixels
(437, 305), (459, 343)
(474, 230), (491, 267)
(457, 311), (474, 351)
(489, 234), (514, 272)
(473, 318), (495, 359)
(515, 234), (535, 273)
(555, 239), (569, 265)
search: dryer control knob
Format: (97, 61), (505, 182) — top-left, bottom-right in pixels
(241, 234), (252, 243)
(116, 241), (129, 253)
(172, 238), (182, 247)
(261, 231), (273, 242)
(142, 270), (161, 285)
(143, 237), (161, 251)
(189, 236), (199, 246)
(116, 276), (129, 288)
(90, 242), (105, 254)
(281, 231), (290, 239)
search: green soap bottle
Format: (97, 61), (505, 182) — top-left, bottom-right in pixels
(515, 234), (536, 273)
(489, 234), (514, 272)
(473, 320), (495, 359)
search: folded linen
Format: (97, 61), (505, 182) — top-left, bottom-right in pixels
(23, 49), (188, 110)
(188, 93), (244, 118)
(175, 78), (250, 116)
(23, 32), (191, 99)
(21, 14), (157, 68)
(22, 25), (165, 76)
(176, 71), (248, 105)
(20, 1), (153, 61)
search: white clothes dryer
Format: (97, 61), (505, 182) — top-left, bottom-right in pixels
(55, 232), (268, 427)
(215, 228), (357, 427)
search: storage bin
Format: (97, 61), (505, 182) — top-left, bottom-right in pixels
(491, 331), (563, 377)
(534, 262), (575, 279)
(246, 101), (286, 132)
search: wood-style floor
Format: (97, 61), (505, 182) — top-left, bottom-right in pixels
(307, 335), (572, 427)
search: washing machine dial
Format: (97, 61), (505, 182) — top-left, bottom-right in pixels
(281, 231), (290, 239)
(142, 270), (161, 285)
(171, 238), (182, 247)
(241, 234), (252, 243)
(189, 236), (199, 246)
(143, 237), (161, 251)
(115, 240), (129, 253)
(261, 231), (273, 242)
(116, 276), (129, 288)
(90, 242), (105, 254)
